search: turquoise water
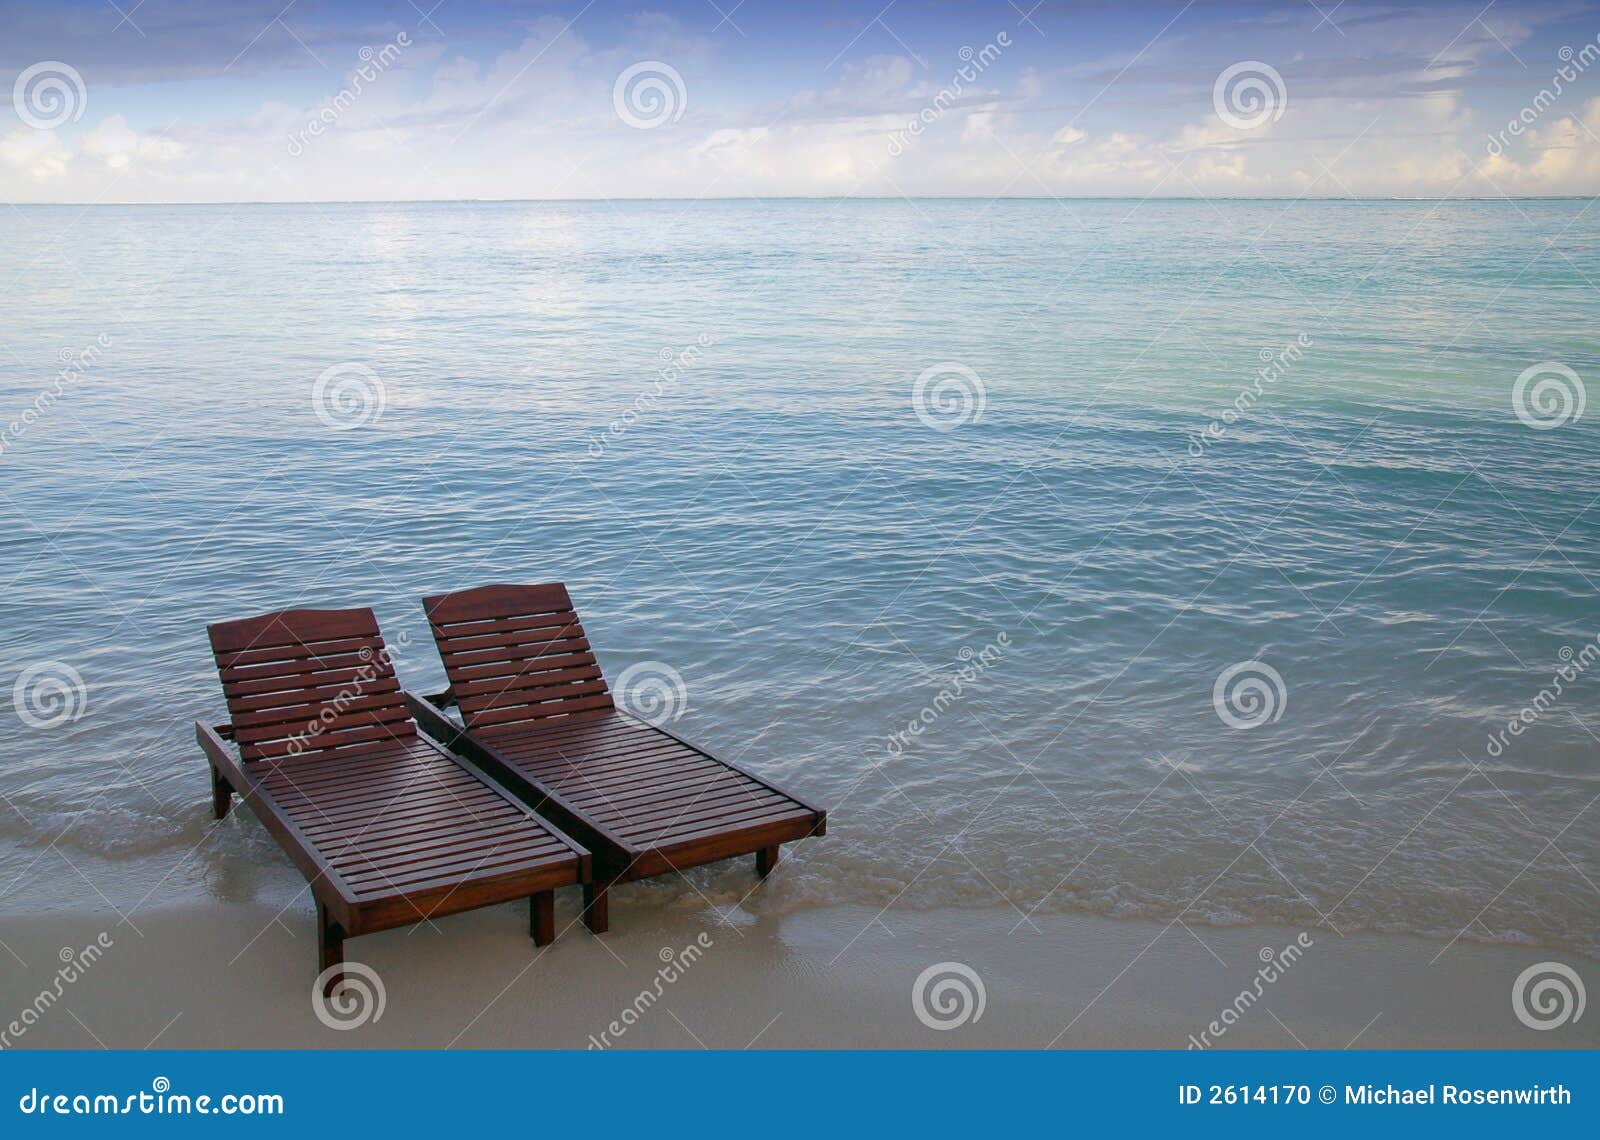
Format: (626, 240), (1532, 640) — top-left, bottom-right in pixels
(1, 200), (1596, 953)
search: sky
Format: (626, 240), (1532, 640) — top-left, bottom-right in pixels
(2, 0), (1599, 201)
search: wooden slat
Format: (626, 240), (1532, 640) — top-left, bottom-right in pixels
(219, 644), (383, 675)
(425, 583), (615, 731)
(451, 664), (603, 698)
(256, 748), (441, 792)
(436, 615), (585, 656)
(208, 606), (419, 763)
(624, 803), (815, 847)
(221, 635), (384, 668)
(273, 786), (495, 827)
(560, 768), (753, 810)
(280, 782), (504, 827)
(539, 761), (729, 804)
(462, 692), (615, 729)
(208, 607), (382, 654)
(266, 761), (497, 810)
(229, 676), (402, 715)
(523, 746), (717, 784)
(324, 815), (561, 863)
(516, 737), (699, 771)
(483, 716), (658, 750)
(241, 721), (415, 762)
(484, 711), (816, 850)
(219, 731), (582, 906)
(231, 700), (413, 738)
(444, 648), (595, 683)
(297, 798), (517, 846)
(613, 787), (789, 832)
(290, 807), (502, 848)
(440, 636), (594, 675)
(424, 582), (575, 625)
(348, 850), (571, 901)
(438, 614), (588, 640)
(457, 677), (609, 711)
(252, 739), (420, 782)
(222, 662), (393, 698)
(340, 837), (567, 888)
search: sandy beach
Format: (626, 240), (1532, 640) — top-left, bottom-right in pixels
(3, 893), (1592, 1050)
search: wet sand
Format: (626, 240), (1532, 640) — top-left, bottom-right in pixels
(2, 892), (1593, 1049)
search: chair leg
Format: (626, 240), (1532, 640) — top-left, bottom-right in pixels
(529, 890), (555, 946)
(756, 845), (780, 878)
(210, 765), (233, 820)
(582, 880), (610, 935)
(318, 903), (344, 997)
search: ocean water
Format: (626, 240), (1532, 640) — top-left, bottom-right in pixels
(0, 199), (1596, 955)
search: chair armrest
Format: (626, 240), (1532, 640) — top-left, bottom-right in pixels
(404, 690), (464, 747)
(196, 721), (236, 766)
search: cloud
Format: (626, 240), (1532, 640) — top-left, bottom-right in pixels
(1481, 96), (1600, 191)
(0, 2), (1595, 201)
(80, 115), (186, 169)
(0, 128), (70, 177)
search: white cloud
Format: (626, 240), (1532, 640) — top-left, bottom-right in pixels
(80, 115), (186, 169)
(0, 129), (71, 178)
(1, 4), (1596, 202)
(1481, 96), (1600, 192)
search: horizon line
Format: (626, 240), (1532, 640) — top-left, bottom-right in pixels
(4, 194), (1597, 207)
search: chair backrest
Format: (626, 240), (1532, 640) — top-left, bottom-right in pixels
(207, 607), (417, 763)
(422, 583), (614, 732)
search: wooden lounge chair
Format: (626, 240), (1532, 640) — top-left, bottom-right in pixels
(409, 583), (825, 933)
(197, 606), (590, 992)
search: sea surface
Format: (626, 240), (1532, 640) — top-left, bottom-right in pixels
(0, 199), (1596, 955)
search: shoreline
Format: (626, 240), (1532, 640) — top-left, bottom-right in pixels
(2, 896), (1593, 1049)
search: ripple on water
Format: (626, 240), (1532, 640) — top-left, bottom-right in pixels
(0, 201), (1596, 953)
